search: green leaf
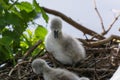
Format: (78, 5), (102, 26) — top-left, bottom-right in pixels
(0, 4), (3, 14)
(11, 8), (23, 20)
(0, 36), (12, 46)
(0, 0), (9, 9)
(0, 36), (13, 62)
(26, 29), (33, 39)
(33, 0), (41, 13)
(34, 25), (47, 41)
(41, 8), (49, 23)
(0, 17), (6, 29)
(2, 28), (16, 40)
(0, 46), (10, 62)
(20, 41), (29, 49)
(16, 2), (33, 13)
(33, 0), (49, 23)
(17, 9), (37, 22)
(5, 12), (23, 26)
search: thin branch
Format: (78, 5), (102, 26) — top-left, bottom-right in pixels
(8, 61), (30, 76)
(102, 14), (120, 35)
(22, 40), (42, 60)
(67, 67), (115, 72)
(93, 0), (105, 32)
(42, 7), (105, 40)
(29, 48), (45, 62)
(79, 35), (120, 47)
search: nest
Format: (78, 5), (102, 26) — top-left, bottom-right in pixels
(0, 45), (120, 80)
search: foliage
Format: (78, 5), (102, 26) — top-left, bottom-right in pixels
(0, 0), (48, 64)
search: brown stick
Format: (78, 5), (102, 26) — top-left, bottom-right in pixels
(67, 67), (115, 72)
(8, 61), (30, 76)
(42, 7), (105, 40)
(22, 40), (42, 60)
(79, 35), (120, 47)
(102, 14), (120, 35)
(93, 0), (120, 36)
(93, 0), (105, 32)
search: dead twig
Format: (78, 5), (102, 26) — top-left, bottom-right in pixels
(93, 0), (120, 36)
(29, 48), (45, 62)
(93, 0), (105, 32)
(22, 40), (42, 60)
(79, 35), (120, 47)
(102, 14), (120, 35)
(8, 61), (30, 76)
(67, 67), (115, 72)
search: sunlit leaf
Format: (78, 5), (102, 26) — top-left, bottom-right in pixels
(41, 8), (49, 23)
(34, 25), (47, 41)
(33, 0), (49, 23)
(33, 0), (41, 13)
(16, 2), (33, 13)
(20, 41), (29, 49)
(26, 29), (33, 38)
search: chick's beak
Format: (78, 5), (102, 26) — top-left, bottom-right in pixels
(54, 30), (59, 38)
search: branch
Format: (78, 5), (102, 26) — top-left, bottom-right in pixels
(22, 40), (42, 60)
(42, 7), (105, 40)
(67, 67), (115, 73)
(8, 61), (30, 76)
(93, 0), (120, 36)
(79, 35), (120, 47)
(93, 0), (105, 32)
(102, 14), (120, 35)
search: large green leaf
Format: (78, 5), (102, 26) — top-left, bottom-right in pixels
(5, 12), (23, 26)
(0, 36), (12, 46)
(0, 46), (10, 63)
(0, 0), (9, 9)
(0, 36), (13, 63)
(2, 28), (18, 40)
(19, 10), (37, 22)
(33, 0), (49, 23)
(16, 2), (33, 13)
(0, 16), (6, 30)
(34, 25), (47, 41)
(41, 8), (49, 23)
(33, 0), (41, 13)
(0, 4), (3, 14)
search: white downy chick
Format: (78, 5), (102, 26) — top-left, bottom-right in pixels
(45, 17), (86, 65)
(31, 59), (89, 80)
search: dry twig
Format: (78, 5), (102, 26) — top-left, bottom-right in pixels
(79, 35), (120, 47)
(93, 0), (105, 32)
(93, 0), (120, 36)
(22, 40), (42, 60)
(102, 14), (120, 35)
(8, 61), (30, 76)
(67, 67), (115, 72)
